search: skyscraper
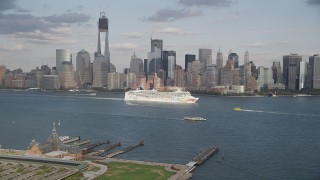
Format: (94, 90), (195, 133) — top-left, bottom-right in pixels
(93, 12), (110, 87)
(199, 48), (212, 67)
(299, 61), (308, 90)
(76, 49), (92, 86)
(130, 52), (143, 74)
(96, 12), (110, 66)
(309, 54), (320, 89)
(56, 49), (71, 72)
(228, 52), (239, 69)
(185, 54), (196, 72)
(59, 61), (76, 89)
(283, 54), (302, 90)
(216, 50), (223, 68)
(163, 50), (176, 82)
(148, 39), (163, 75)
(272, 61), (282, 84)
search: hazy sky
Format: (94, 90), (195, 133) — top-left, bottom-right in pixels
(0, 0), (319, 72)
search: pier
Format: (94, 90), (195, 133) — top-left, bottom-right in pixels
(81, 140), (110, 155)
(62, 136), (80, 144)
(190, 146), (219, 166)
(105, 141), (144, 158)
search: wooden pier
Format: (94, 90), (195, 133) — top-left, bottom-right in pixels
(192, 146), (219, 165)
(81, 140), (110, 155)
(105, 141), (144, 158)
(95, 142), (121, 156)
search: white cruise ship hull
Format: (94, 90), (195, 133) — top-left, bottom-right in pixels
(124, 90), (199, 104)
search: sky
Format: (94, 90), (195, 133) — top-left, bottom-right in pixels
(0, 0), (319, 72)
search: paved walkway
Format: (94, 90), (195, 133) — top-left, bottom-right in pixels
(82, 161), (108, 180)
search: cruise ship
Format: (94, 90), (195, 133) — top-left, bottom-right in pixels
(124, 89), (199, 103)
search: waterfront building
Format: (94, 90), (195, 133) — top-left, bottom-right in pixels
(272, 61), (282, 84)
(144, 59), (148, 77)
(309, 54), (320, 89)
(130, 52), (143, 74)
(283, 54), (302, 90)
(126, 72), (137, 89)
(76, 49), (92, 86)
(56, 49), (71, 72)
(204, 65), (218, 88)
(27, 123), (81, 156)
(216, 50), (223, 68)
(185, 54), (196, 72)
(299, 61), (308, 90)
(43, 75), (60, 90)
(228, 52), (239, 69)
(163, 50), (176, 84)
(199, 48), (212, 67)
(108, 72), (125, 90)
(0, 65), (7, 86)
(174, 65), (185, 87)
(93, 54), (108, 88)
(256, 67), (274, 91)
(59, 61), (76, 89)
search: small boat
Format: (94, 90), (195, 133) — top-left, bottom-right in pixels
(233, 107), (241, 111)
(184, 116), (206, 121)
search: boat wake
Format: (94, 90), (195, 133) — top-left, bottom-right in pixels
(238, 108), (320, 117)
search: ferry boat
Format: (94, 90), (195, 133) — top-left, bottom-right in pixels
(124, 89), (199, 103)
(184, 116), (206, 121)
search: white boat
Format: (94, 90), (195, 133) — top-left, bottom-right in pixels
(124, 89), (199, 104)
(184, 116), (206, 121)
(295, 94), (311, 97)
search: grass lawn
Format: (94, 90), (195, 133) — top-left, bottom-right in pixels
(96, 162), (175, 180)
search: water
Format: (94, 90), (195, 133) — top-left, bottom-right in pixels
(0, 90), (320, 179)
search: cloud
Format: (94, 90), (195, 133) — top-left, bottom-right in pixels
(0, 0), (29, 13)
(121, 32), (144, 38)
(0, 0), (18, 11)
(179, 0), (236, 7)
(12, 30), (77, 45)
(0, 44), (27, 52)
(110, 42), (141, 51)
(245, 41), (289, 48)
(212, 13), (240, 23)
(146, 8), (202, 22)
(0, 13), (52, 34)
(306, 0), (320, 5)
(45, 13), (91, 24)
(157, 27), (194, 35)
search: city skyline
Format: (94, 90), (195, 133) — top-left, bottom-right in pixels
(0, 0), (319, 72)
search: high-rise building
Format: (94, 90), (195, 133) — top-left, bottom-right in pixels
(148, 39), (163, 75)
(309, 54), (320, 89)
(228, 52), (239, 69)
(185, 54), (196, 72)
(76, 49), (92, 86)
(299, 61), (308, 90)
(56, 49), (71, 72)
(144, 59), (148, 77)
(257, 66), (273, 91)
(199, 48), (212, 67)
(58, 61), (76, 89)
(163, 50), (176, 83)
(216, 50), (223, 68)
(92, 54), (108, 88)
(283, 54), (302, 90)
(96, 12), (110, 66)
(130, 52), (143, 74)
(272, 61), (282, 84)
(108, 72), (124, 90)
(0, 65), (7, 86)
(205, 65), (218, 88)
(174, 65), (185, 87)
